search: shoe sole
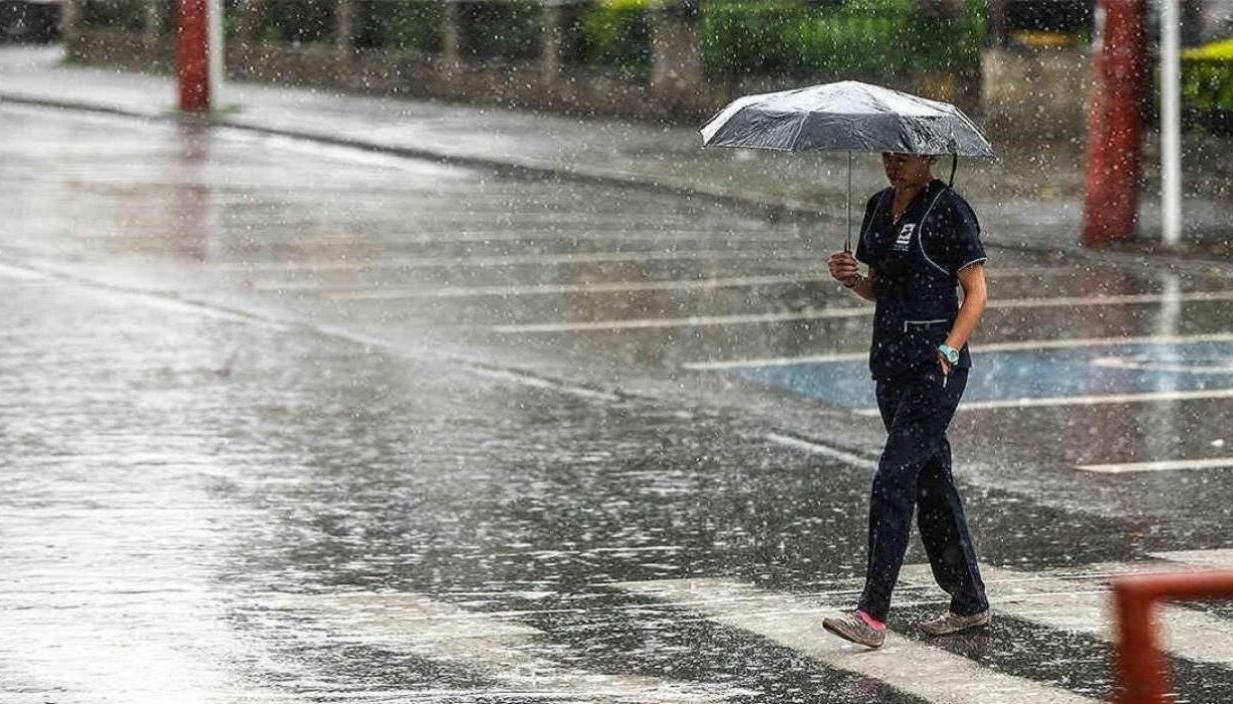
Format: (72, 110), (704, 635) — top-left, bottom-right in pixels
(920, 618), (991, 637)
(823, 620), (884, 649)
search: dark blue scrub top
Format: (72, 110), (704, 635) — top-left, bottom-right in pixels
(854, 179), (987, 381)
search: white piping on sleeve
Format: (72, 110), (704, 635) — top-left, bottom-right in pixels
(957, 257), (988, 272)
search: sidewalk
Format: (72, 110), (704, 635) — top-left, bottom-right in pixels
(2, 45), (1229, 259)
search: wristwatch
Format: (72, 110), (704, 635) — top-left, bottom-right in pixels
(937, 344), (960, 365)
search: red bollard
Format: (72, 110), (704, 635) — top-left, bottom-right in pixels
(1082, 0), (1147, 247)
(176, 0), (210, 112)
(1111, 570), (1233, 704)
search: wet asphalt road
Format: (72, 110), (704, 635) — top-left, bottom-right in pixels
(2, 103), (1233, 703)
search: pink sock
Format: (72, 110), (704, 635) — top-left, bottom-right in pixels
(858, 610), (886, 631)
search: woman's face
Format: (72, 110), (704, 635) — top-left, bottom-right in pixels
(881, 152), (933, 188)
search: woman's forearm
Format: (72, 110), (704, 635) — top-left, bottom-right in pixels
(945, 292), (985, 349)
(945, 267), (987, 349)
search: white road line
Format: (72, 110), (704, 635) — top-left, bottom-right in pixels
(613, 578), (1097, 704)
(0, 259), (614, 407)
(493, 308), (870, 334)
(1090, 357), (1233, 374)
(940, 388), (1233, 415)
(228, 230), (791, 249)
(214, 249), (820, 272)
(900, 562), (1233, 668)
(467, 366), (622, 402)
(354, 230), (795, 245)
(0, 257), (292, 330)
(303, 324), (623, 403)
(1075, 457), (1233, 474)
(687, 350), (866, 368)
(110, 291), (294, 330)
(766, 433), (878, 469)
(494, 290), (1233, 335)
(851, 388), (1233, 416)
(991, 289), (1233, 309)
(270, 266), (1068, 297)
(684, 332), (1233, 371)
(324, 274), (827, 300)
(267, 592), (736, 702)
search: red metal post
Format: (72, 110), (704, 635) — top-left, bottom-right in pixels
(1082, 0), (1147, 246)
(1111, 570), (1233, 704)
(176, 0), (210, 112)
(1111, 581), (1167, 704)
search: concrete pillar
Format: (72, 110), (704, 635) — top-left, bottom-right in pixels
(60, 0), (80, 54)
(336, 0), (355, 59)
(234, 0), (262, 44)
(539, 2), (563, 88)
(441, 0), (462, 75)
(649, 0), (702, 107)
(144, 0), (162, 49)
(988, 0), (1008, 46)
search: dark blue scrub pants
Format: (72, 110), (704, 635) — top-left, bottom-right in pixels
(857, 368), (988, 622)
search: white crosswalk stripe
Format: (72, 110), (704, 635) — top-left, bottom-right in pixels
(613, 577), (1099, 704)
(899, 562), (1233, 668)
(262, 553), (1233, 703)
(265, 592), (744, 702)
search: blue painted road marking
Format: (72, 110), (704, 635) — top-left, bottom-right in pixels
(732, 340), (1233, 411)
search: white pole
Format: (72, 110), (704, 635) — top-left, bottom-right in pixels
(845, 150), (852, 253)
(1160, 0), (1182, 247)
(207, 0), (224, 110)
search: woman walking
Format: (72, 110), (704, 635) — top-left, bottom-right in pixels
(822, 152), (990, 649)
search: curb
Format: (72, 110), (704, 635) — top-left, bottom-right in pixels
(0, 92), (827, 227)
(3, 92), (1229, 276)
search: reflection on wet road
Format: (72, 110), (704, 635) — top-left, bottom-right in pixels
(731, 335), (1233, 411)
(2, 104), (1233, 703)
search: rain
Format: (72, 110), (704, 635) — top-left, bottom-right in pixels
(1, 0), (1233, 702)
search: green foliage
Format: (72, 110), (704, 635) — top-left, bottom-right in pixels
(701, 0), (986, 79)
(79, 0), (145, 32)
(355, 0), (442, 52)
(1183, 36), (1233, 61)
(1181, 35), (1233, 117)
(578, 0), (652, 72)
(462, 0), (541, 62)
(72, 0), (989, 80)
(1175, 35), (1233, 126)
(1182, 59), (1233, 111)
(256, 0), (336, 44)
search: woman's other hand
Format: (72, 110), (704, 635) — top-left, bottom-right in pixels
(828, 251), (860, 286)
(936, 353), (952, 376)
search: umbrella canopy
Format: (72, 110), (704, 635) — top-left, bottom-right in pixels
(700, 80), (994, 158)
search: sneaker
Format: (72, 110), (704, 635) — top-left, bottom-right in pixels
(822, 611), (886, 649)
(919, 609), (991, 636)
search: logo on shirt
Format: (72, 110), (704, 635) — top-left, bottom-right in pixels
(893, 223), (915, 252)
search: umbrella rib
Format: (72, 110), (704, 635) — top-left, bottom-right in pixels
(788, 113), (808, 151)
